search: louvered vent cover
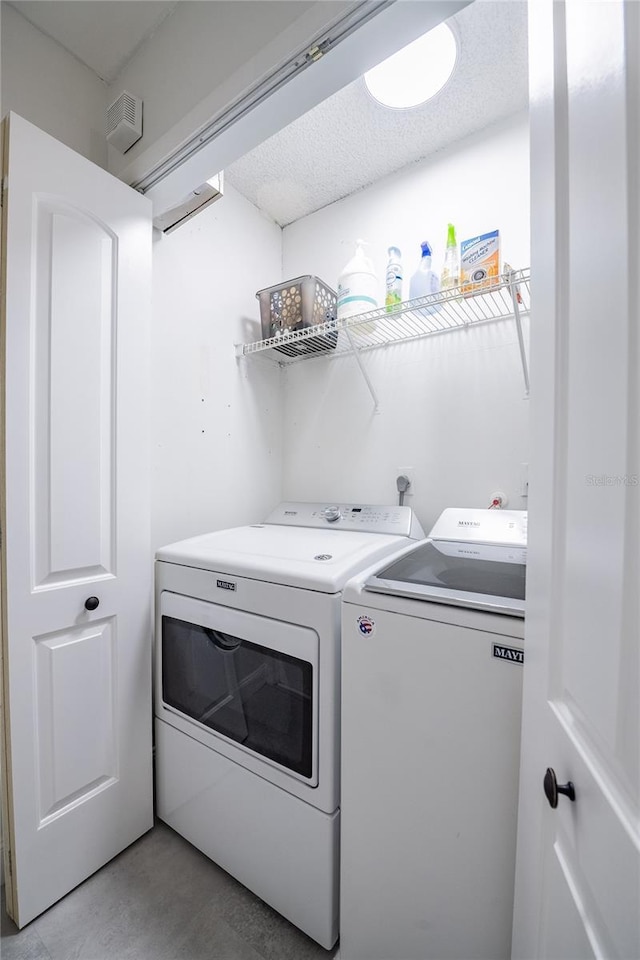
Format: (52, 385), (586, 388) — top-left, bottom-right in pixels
(106, 91), (143, 153)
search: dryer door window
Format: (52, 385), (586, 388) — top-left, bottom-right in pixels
(158, 593), (319, 784)
(162, 616), (313, 777)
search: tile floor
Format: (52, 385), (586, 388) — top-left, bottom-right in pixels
(1, 821), (340, 960)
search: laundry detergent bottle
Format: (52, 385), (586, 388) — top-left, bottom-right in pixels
(337, 239), (379, 322)
(409, 241), (441, 300)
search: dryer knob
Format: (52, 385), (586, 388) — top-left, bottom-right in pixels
(322, 505), (341, 523)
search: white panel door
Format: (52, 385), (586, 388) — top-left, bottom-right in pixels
(0, 113), (153, 928)
(512, 3), (639, 958)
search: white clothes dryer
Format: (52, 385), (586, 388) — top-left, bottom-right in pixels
(340, 508), (527, 960)
(154, 502), (424, 949)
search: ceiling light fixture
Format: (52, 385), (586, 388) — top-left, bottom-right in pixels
(364, 22), (457, 110)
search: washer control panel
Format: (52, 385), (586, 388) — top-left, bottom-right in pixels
(264, 502), (424, 537)
(429, 507), (528, 547)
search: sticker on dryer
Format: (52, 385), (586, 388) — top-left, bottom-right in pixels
(216, 579), (237, 591)
(357, 615), (376, 637)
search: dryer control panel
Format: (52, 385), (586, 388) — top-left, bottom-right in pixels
(264, 502), (425, 539)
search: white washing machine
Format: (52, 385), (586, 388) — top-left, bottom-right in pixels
(340, 507), (527, 960)
(154, 501), (424, 949)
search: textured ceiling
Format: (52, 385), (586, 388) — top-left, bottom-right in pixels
(7, 1), (179, 82)
(226, 0), (529, 227)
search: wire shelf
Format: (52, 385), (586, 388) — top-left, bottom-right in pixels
(236, 268), (530, 364)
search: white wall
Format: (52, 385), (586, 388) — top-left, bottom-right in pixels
(0, 2), (107, 167)
(281, 113), (530, 533)
(151, 183), (283, 550)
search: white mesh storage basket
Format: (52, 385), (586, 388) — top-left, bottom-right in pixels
(256, 276), (337, 357)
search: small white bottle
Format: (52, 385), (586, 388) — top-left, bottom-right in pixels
(385, 246), (403, 313)
(337, 239), (379, 321)
(409, 241), (440, 300)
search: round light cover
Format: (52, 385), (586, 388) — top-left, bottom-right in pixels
(364, 23), (457, 109)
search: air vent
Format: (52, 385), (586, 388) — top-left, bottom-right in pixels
(153, 173), (224, 235)
(106, 91), (143, 154)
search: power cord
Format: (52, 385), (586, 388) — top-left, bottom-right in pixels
(396, 475), (411, 506)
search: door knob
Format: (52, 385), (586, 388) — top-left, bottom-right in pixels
(543, 767), (575, 808)
(84, 596), (100, 611)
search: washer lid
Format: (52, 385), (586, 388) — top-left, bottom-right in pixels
(364, 537), (526, 617)
(156, 524), (414, 593)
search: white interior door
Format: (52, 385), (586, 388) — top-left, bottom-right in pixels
(0, 113), (153, 928)
(512, 3), (639, 958)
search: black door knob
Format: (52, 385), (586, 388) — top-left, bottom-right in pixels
(84, 596), (100, 611)
(544, 767), (576, 808)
